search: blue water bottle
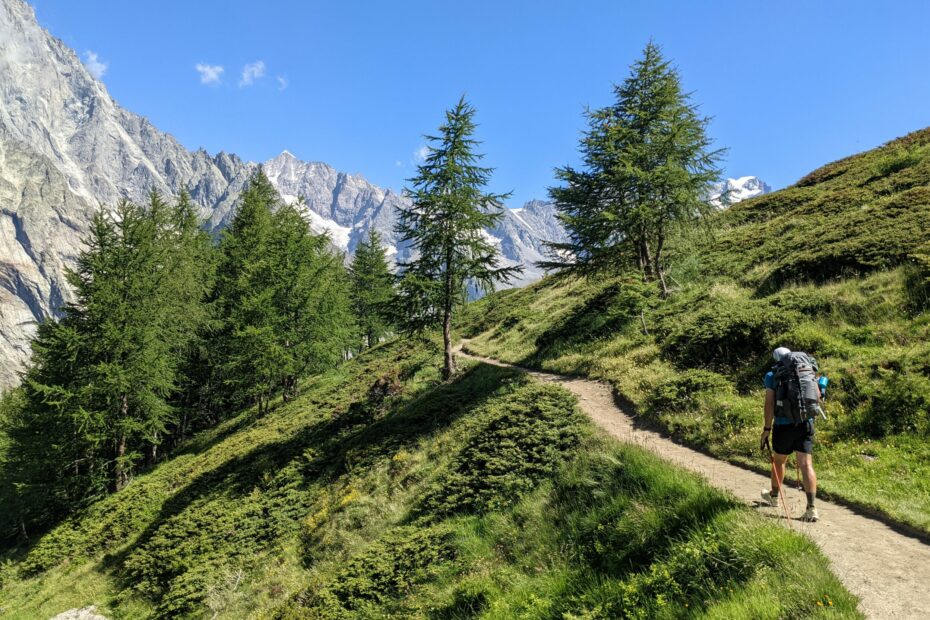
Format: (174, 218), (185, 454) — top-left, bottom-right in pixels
(817, 375), (829, 399)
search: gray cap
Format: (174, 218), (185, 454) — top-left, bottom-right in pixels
(773, 347), (791, 362)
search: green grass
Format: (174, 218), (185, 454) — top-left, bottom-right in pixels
(461, 269), (930, 533)
(0, 337), (860, 618)
(459, 127), (930, 534)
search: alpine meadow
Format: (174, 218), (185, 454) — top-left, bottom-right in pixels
(2, 1), (930, 619)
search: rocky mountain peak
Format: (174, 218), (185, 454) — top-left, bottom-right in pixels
(0, 0), (571, 387)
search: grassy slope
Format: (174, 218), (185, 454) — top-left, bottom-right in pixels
(0, 338), (858, 619)
(460, 128), (930, 534)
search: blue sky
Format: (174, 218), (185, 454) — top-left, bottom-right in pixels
(31, 0), (930, 208)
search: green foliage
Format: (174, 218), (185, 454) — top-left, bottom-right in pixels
(301, 524), (458, 616)
(213, 170), (353, 411)
(0, 340), (859, 619)
(3, 192), (215, 539)
(862, 370), (930, 437)
(459, 264), (930, 531)
(904, 241), (930, 313)
(708, 128), (930, 292)
(395, 96), (521, 378)
(350, 227), (394, 348)
(657, 295), (795, 371)
(547, 41), (724, 295)
(647, 369), (731, 414)
(871, 145), (925, 178)
(414, 383), (583, 519)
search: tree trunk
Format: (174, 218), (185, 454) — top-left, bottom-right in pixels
(656, 266), (670, 298)
(145, 432), (158, 467)
(113, 433), (127, 492)
(654, 233), (669, 298)
(638, 236), (654, 281)
(112, 394), (129, 492)
(442, 304), (454, 381)
(442, 245), (456, 381)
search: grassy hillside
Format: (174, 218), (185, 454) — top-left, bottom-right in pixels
(461, 128), (930, 534)
(0, 338), (858, 618)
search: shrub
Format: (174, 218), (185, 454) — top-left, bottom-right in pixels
(767, 287), (834, 317)
(535, 280), (657, 353)
(863, 370), (930, 436)
(646, 370), (731, 415)
(904, 243), (930, 314)
(414, 383), (583, 519)
(770, 323), (850, 358)
(292, 524), (458, 616)
(659, 298), (797, 371)
(872, 147), (923, 178)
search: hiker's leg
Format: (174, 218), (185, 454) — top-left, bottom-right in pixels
(796, 451), (817, 505)
(771, 452), (789, 492)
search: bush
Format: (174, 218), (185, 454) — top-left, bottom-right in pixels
(863, 370), (930, 436)
(904, 243), (930, 314)
(767, 287), (834, 317)
(872, 147), (924, 178)
(659, 298), (797, 371)
(535, 280), (657, 353)
(770, 323), (850, 358)
(646, 370), (731, 415)
(414, 383), (583, 519)
(331, 524), (457, 608)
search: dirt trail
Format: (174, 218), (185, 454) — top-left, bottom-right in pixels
(456, 343), (930, 619)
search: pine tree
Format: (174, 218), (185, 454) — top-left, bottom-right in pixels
(350, 227), (394, 348)
(396, 97), (521, 380)
(546, 42), (724, 296)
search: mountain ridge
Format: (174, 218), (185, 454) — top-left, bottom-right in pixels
(0, 0), (569, 388)
(0, 0), (766, 388)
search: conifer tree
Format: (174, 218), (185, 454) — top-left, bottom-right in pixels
(213, 170), (280, 414)
(349, 227), (394, 348)
(5, 192), (214, 534)
(396, 97), (521, 380)
(269, 200), (354, 401)
(213, 172), (354, 410)
(546, 42), (724, 296)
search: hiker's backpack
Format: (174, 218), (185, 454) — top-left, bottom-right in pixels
(772, 352), (823, 425)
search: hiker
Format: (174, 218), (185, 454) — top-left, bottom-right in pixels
(759, 346), (823, 522)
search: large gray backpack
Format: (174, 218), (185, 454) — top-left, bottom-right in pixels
(773, 352), (823, 425)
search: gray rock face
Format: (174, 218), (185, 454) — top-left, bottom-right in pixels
(0, 0), (567, 388)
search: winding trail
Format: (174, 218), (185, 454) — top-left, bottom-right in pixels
(456, 343), (930, 619)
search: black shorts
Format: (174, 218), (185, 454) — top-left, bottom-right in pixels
(772, 422), (814, 455)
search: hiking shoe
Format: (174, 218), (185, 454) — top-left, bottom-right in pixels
(802, 506), (819, 522)
(761, 489), (779, 507)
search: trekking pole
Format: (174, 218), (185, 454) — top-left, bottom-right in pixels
(766, 442), (794, 523)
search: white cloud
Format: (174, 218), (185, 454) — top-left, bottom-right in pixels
(83, 50), (107, 80)
(239, 60), (266, 87)
(414, 145), (429, 163)
(276, 76), (288, 91)
(395, 160), (403, 167)
(195, 63), (224, 85)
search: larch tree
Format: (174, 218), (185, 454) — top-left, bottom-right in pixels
(6, 191), (214, 536)
(349, 227), (394, 349)
(395, 97), (521, 380)
(269, 199), (354, 401)
(545, 42), (724, 296)
(212, 170), (280, 414)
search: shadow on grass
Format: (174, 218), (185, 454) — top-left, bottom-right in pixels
(99, 362), (524, 591)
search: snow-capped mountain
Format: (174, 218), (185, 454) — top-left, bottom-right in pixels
(0, 0), (566, 387)
(710, 176), (771, 207)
